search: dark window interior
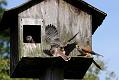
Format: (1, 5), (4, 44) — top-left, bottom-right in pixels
(23, 25), (41, 43)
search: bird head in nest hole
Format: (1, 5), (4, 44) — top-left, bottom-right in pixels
(26, 35), (34, 43)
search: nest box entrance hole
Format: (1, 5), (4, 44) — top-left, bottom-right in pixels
(23, 25), (41, 43)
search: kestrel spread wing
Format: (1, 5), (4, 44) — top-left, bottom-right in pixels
(63, 42), (77, 56)
(44, 24), (70, 61)
(44, 24), (80, 61)
(67, 32), (79, 43)
(45, 24), (61, 45)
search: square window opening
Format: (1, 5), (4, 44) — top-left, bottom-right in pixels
(23, 25), (41, 43)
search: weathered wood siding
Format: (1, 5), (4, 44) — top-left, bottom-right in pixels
(18, 0), (92, 57)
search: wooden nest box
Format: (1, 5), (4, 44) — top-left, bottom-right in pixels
(0, 0), (106, 79)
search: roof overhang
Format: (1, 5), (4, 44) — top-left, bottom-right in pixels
(0, 0), (107, 34)
(11, 57), (93, 79)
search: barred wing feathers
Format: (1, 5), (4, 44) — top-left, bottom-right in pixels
(45, 24), (60, 44)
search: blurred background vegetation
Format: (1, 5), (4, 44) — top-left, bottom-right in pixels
(0, 0), (118, 80)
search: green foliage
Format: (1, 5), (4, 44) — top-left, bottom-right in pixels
(105, 71), (118, 80)
(0, 29), (10, 58)
(84, 57), (105, 80)
(0, 0), (7, 6)
(84, 57), (118, 80)
(0, 0), (10, 58)
(0, 58), (9, 79)
(0, 58), (33, 80)
(0, 0), (7, 21)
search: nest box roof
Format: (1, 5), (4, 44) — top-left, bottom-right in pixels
(11, 57), (93, 79)
(0, 0), (107, 34)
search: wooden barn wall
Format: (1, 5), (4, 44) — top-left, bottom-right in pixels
(18, 0), (92, 57)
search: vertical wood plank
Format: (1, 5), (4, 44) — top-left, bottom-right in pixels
(40, 67), (64, 80)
